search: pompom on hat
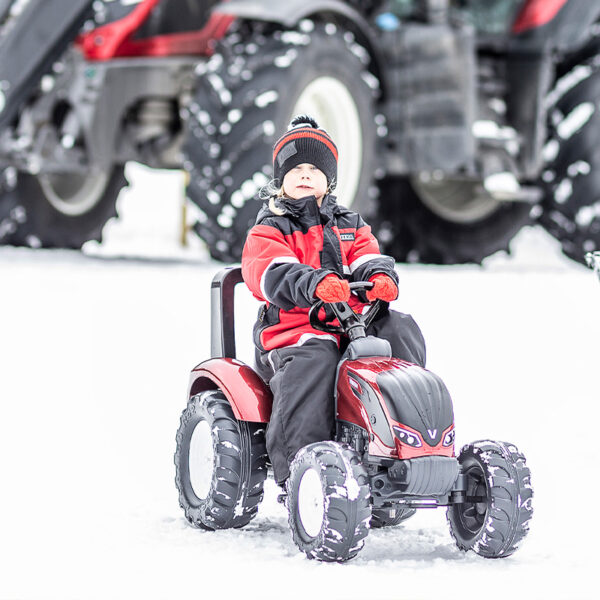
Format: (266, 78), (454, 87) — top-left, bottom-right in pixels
(272, 115), (338, 188)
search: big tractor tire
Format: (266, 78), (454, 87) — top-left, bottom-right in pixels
(447, 440), (533, 559)
(182, 20), (380, 262)
(0, 1), (127, 251)
(539, 50), (600, 264)
(174, 390), (268, 530)
(0, 0), (21, 38)
(0, 167), (22, 244)
(0, 166), (126, 249)
(374, 175), (533, 264)
(287, 441), (371, 562)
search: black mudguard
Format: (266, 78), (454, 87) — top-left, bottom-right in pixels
(211, 0), (379, 58)
(212, 0), (364, 28)
(0, 0), (94, 131)
(209, 0), (383, 89)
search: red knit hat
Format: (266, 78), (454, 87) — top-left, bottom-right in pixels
(272, 115), (338, 187)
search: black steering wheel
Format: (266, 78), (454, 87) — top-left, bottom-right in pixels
(308, 281), (384, 338)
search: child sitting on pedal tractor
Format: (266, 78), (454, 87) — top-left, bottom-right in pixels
(241, 115), (426, 487)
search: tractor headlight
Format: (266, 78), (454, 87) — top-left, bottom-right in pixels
(393, 426), (422, 448)
(443, 428), (455, 447)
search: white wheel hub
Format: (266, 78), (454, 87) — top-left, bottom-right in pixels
(297, 467), (325, 538)
(412, 177), (500, 224)
(39, 169), (109, 216)
(292, 76), (363, 207)
(188, 420), (215, 500)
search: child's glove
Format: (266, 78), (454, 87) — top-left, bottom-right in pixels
(366, 274), (398, 302)
(315, 275), (351, 303)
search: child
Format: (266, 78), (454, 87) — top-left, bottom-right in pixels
(241, 115), (426, 486)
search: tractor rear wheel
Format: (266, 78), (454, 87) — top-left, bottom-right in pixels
(539, 49), (600, 264)
(0, 167), (125, 249)
(374, 176), (533, 264)
(182, 20), (380, 262)
(174, 390), (268, 530)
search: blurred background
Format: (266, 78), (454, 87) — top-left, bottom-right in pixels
(2, 0), (600, 267)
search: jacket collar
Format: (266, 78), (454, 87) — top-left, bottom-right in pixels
(273, 193), (341, 220)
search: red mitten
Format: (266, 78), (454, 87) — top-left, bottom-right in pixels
(315, 275), (351, 303)
(366, 274), (398, 302)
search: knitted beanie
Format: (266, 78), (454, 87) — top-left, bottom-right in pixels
(272, 115), (338, 188)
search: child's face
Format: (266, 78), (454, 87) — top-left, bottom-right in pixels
(282, 163), (328, 201)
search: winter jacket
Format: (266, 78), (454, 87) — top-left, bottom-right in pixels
(241, 193), (399, 351)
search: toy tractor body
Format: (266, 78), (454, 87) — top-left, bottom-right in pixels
(175, 267), (533, 561)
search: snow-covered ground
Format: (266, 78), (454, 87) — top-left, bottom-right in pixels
(1, 163), (598, 600)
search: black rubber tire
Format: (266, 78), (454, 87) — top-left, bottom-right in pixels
(0, 0), (19, 38)
(287, 441), (371, 562)
(0, 167), (23, 244)
(374, 176), (533, 264)
(0, 166), (126, 249)
(370, 506), (416, 529)
(174, 390), (268, 530)
(447, 440), (533, 559)
(539, 51), (600, 264)
(182, 20), (380, 262)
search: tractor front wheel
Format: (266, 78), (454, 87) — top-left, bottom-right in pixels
(287, 441), (371, 562)
(447, 440), (533, 558)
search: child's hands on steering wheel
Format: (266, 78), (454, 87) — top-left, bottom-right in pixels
(314, 274), (351, 303)
(315, 274), (397, 303)
(366, 274), (398, 302)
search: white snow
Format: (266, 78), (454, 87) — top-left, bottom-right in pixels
(567, 160), (591, 178)
(254, 90), (279, 108)
(576, 202), (600, 227)
(274, 49), (298, 69)
(554, 178), (573, 204)
(542, 138), (559, 163)
(545, 64), (592, 109)
(1, 163), (599, 599)
(557, 102), (595, 140)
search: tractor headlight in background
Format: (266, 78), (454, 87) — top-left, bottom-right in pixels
(443, 428), (455, 447)
(393, 426), (422, 448)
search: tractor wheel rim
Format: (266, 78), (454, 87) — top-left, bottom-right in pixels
(297, 467), (325, 538)
(412, 177), (500, 224)
(39, 169), (109, 216)
(292, 76), (362, 208)
(188, 420), (214, 500)
(459, 464), (488, 536)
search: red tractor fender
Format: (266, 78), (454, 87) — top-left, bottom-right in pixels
(187, 358), (272, 423)
(512, 0), (568, 34)
(76, 0), (234, 60)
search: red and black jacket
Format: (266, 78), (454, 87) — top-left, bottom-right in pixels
(241, 194), (399, 352)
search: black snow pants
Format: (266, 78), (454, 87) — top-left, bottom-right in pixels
(256, 308), (426, 484)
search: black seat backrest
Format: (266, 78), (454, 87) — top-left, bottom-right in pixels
(136, 0), (216, 38)
(211, 266), (244, 359)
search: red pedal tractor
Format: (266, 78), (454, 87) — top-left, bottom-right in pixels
(174, 267), (533, 562)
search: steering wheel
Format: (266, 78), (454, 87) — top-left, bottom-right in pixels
(308, 281), (384, 337)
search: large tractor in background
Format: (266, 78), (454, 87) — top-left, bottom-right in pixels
(1, 1), (600, 265)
